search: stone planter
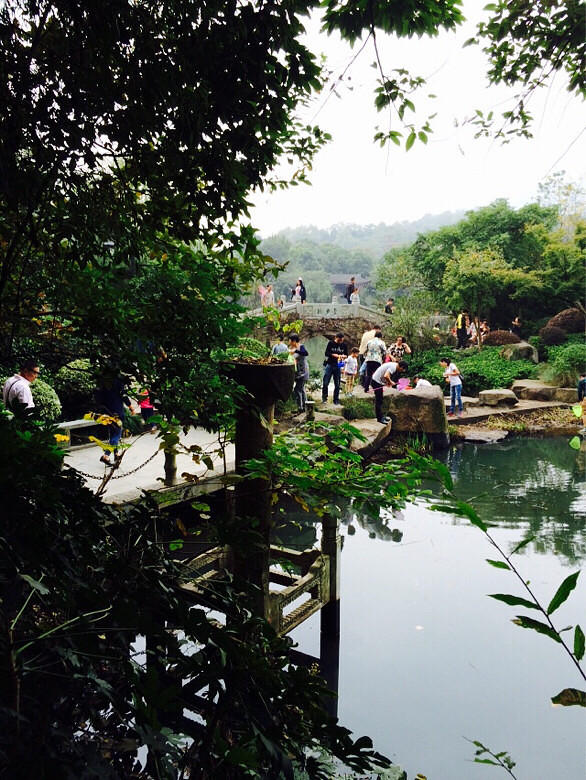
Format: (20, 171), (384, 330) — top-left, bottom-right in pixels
(225, 361), (294, 406)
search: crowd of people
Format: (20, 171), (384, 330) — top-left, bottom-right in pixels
(268, 324), (465, 424)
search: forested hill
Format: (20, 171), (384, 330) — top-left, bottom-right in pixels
(261, 210), (466, 257)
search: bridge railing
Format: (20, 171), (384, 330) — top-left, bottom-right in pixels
(246, 302), (383, 320)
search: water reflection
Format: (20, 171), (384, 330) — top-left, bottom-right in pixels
(434, 437), (586, 563)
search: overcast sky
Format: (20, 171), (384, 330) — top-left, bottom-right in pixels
(249, 1), (586, 237)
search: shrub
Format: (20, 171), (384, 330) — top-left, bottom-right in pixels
(538, 325), (567, 346)
(31, 378), (62, 421)
(542, 343), (586, 387)
(54, 358), (97, 419)
(341, 397), (373, 420)
(528, 336), (547, 362)
(546, 308), (585, 334)
(406, 346), (537, 397)
(483, 330), (521, 346)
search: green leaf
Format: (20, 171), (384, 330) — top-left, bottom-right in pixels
(489, 593), (538, 610)
(574, 625), (585, 661)
(551, 688), (586, 707)
(510, 536), (535, 555)
(458, 502), (487, 532)
(405, 131), (416, 151)
(20, 574), (50, 595)
(169, 540), (184, 551)
(512, 615), (562, 643)
(486, 559), (510, 570)
(547, 571), (580, 615)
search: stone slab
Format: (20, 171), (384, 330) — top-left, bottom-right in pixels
(554, 387), (579, 403)
(460, 427), (509, 443)
(511, 379), (557, 401)
(478, 388), (519, 406)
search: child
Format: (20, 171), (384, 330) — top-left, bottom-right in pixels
(139, 388), (156, 432)
(412, 375), (432, 389)
(439, 357), (463, 417)
(344, 348), (359, 395)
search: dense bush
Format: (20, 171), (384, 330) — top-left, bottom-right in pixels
(53, 358), (97, 419)
(542, 343), (586, 387)
(407, 347), (537, 397)
(483, 329), (521, 346)
(528, 336), (547, 362)
(31, 378), (62, 421)
(538, 325), (567, 346)
(546, 307), (585, 334)
(341, 396), (373, 420)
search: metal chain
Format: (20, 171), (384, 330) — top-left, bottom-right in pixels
(73, 448), (160, 480)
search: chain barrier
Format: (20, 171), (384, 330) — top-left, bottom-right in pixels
(73, 448), (160, 480)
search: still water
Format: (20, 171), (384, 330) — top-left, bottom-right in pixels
(286, 437), (586, 779)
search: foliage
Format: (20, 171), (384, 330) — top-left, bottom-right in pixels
(528, 335), (547, 363)
(0, 408), (402, 778)
(244, 421), (436, 519)
(27, 378), (61, 421)
(538, 325), (567, 347)
(467, 739), (518, 778)
(386, 292), (440, 351)
(542, 343), (586, 387)
(442, 248), (543, 320)
(340, 397), (374, 421)
(468, 0), (585, 139)
(53, 358), (97, 420)
(408, 346), (536, 396)
(483, 330), (521, 346)
(546, 308), (585, 334)
(374, 199), (585, 326)
(221, 337), (270, 362)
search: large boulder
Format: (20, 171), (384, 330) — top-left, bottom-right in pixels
(511, 379), (557, 401)
(384, 385), (449, 447)
(478, 388), (518, 406)
(500, 341), (538, 364)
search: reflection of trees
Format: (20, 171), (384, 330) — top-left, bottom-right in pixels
(434, 438), (586, 563)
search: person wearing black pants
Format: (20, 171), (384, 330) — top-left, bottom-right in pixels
(370, 360), (408, 423)
(322, 333), (348, 405)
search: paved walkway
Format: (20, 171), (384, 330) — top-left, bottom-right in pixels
(65, 428), (235, 504)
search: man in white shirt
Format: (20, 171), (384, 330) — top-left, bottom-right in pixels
(371, 360), (408, 423)
(2, 359), (40, 410)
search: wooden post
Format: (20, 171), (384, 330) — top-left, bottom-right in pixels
(319, 512), (341, 716)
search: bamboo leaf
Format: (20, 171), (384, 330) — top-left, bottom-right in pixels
(512, 615), (562, 643)
(489, 593), (538, 610)
(574, 625), (585, 661)
(486, 559), (510, 570)
(510, 536), (535, 555)
(547, 571), (580, 615)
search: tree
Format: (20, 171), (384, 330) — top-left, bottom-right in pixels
(442, 248), (544, 322)
(467, 0), (586, 139)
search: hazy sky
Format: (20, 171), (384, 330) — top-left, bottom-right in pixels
(249, 2), (585, 237)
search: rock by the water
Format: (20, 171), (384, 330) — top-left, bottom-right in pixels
(461, 427), (509, 443)
(501, 341), (538, 363)
(511, 379), (557, 401)
(554, 387), (579, 403)
(384, 384), (448, 434)
(478, 388), (519, 406)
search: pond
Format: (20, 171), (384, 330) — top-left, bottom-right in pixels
(285, 436), (586, 779)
